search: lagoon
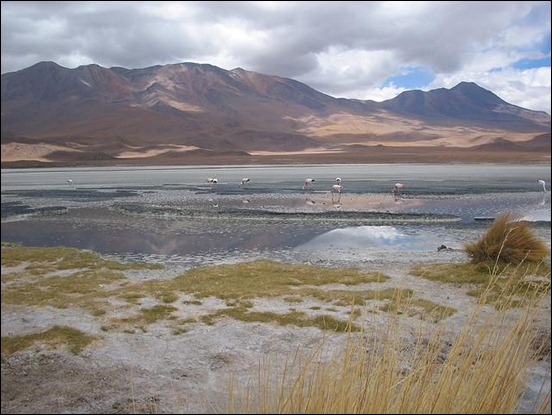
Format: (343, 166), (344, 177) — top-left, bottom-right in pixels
(2, 163), (550, 267)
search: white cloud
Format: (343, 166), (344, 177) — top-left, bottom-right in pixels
(1, 1), (550, 113)
(305, 47), (400, 95)
(355, 85), (409, 102)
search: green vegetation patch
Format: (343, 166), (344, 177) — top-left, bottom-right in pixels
(411, 262), (550, 308)
(1, 244), (164, 312)
(114, 259), (390, 307)
(4, 244), (442, 332)
(201, 308), (360, 332)
(298, 287), (413, 307)
(1, 326), (97, 355)
(1, 244), (164, 271)
(119, 304), (178, 325)
(410, 262), (550, 284)
(1, 269), (125, 309)
(169, 259), (389, 299)
(283, 296), (304, 303)
(381, 298), (457, 322)
(410, 263), (492, 284)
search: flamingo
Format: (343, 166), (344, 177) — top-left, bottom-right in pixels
(239, 177), (251, 187)
(207, 176), (218, 191)
(331, 177), (343, 203)
(331, 183), (343, 204)
(67, 179), (74, 187)
(302, 178), (315, 190)
(538, 179), (547, 192)
(392, 182), (404, 199)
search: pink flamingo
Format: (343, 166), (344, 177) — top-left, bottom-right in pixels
(538, 179), (547, 192)
(302, 178), (315, 190)
(331, 177), (343, 203)
(331, 183), (343, 203)
(392, 182), (404, 199)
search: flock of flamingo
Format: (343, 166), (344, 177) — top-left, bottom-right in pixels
(203, 177), (548, 205)
(205, 176), (349, 204)
(65, 177), (548, 203)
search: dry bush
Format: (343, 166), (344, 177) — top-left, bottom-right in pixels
(464, 212), (549, 264)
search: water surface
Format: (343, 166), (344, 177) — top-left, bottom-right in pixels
(2, 164), (550, 266)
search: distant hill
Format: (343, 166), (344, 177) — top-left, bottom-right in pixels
(380, 82), (549, 129)
(1, 61), (550, 166)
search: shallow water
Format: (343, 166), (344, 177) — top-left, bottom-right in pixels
(2, 164), (550, 266)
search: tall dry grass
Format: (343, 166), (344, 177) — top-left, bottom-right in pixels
(464, 212), (549, 265)
(228, 284), (551, 414)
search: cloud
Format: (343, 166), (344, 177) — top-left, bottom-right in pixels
(1, 1), (550, 113)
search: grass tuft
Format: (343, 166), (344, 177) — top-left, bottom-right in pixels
(228, 285), (551, 414)
(464, 212), (549, 265)
(1, 326), (97, 355)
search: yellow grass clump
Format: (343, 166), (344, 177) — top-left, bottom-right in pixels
(464, 212), (549, 265)
(228, 284), (551, 414)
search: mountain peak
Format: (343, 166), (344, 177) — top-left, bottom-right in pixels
(451, 81), (507, 106)
(19, 61), (66, 76)
(30, 60), (64, 69)
(381, 81), (518, 120)
(452, 81), (479, 89)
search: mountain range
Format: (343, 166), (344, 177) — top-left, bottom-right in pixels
(1, 61), (550, 166)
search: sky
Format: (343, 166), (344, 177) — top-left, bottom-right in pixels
(1, 1), (551, 114)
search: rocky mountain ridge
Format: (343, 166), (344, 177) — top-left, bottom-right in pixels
(1, 61), (550, 166)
